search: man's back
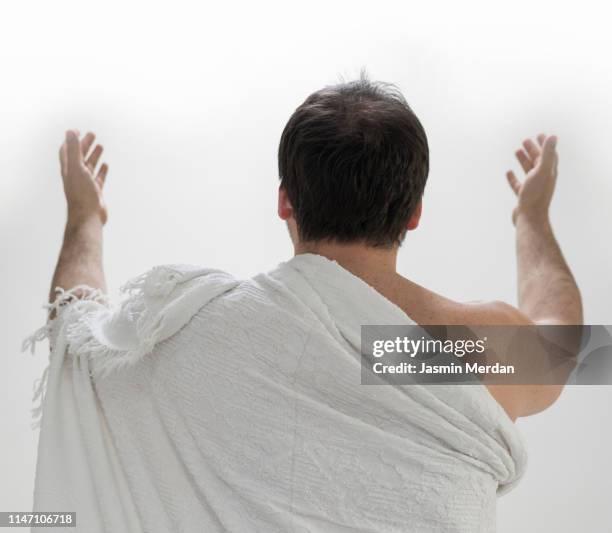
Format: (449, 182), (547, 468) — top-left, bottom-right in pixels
(33, 255), (526, 532)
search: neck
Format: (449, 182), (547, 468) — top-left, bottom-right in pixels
(294, 241), (398, 278)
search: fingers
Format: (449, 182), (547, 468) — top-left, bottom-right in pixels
(512, 134), (557, 177)
(86, 144), (104, 171)
(522, 138), (540, 161)
(95, 163), (109, 188)
(506, 170), (521, 195)
(515, 149), (533, 173)
(65, 130), (83, 169)
(62, 129), (108, 182)
(81, 132), (95, 157)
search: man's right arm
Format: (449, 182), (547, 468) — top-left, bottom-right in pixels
(49, 130), (109, 318)
(494, 134), (583, 418)
(507, 134), (583, 326)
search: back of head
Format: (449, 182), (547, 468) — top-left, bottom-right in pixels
(278, 76), (429, 248)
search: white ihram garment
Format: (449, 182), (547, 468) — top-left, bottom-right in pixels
(28, 253), (527, 532)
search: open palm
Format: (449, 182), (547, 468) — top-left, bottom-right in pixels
(506, 134), (558, 225)
(60, 130), (109, 225)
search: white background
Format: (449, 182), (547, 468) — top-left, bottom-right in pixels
(1, 1), (611, 530)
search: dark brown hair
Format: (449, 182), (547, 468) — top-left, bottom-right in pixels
(278, 76), (429, 247)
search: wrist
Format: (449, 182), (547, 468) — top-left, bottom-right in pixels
(65, 213), (104, 238)
(515, 209), (552, 231)
(66, 209), (104, 230)
(514, 202), (551, 225)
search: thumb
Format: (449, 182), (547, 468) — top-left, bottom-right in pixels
(65, 130), (83, 169)
(539, 135), (557, 172)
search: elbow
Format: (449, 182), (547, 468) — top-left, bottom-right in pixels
(517, 384), (566, 418)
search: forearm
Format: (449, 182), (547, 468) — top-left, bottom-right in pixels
(49, 214), (106, 306)
(515, 213), (582, 325)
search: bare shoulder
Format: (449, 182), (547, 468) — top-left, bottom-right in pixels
(403, 283), (533, 326)
(456, 299), (533, 326)
(387, 278), (561, 420)
(396, 287), (555, 421)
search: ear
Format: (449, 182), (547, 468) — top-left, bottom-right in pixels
(278, 186), (293, 220)
(406, 199), (423, 231)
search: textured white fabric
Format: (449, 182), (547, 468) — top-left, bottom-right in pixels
(31, 254), (527, 532)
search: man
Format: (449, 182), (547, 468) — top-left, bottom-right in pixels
(33, 78), (581, 532)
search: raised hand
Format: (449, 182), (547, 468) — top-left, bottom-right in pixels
(59, 130), (109, 225)
(506, 134), (558, 225)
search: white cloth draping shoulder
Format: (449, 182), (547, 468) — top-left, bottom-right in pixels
(26, 265), (239, 532)
(27, 255), (527, 533)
